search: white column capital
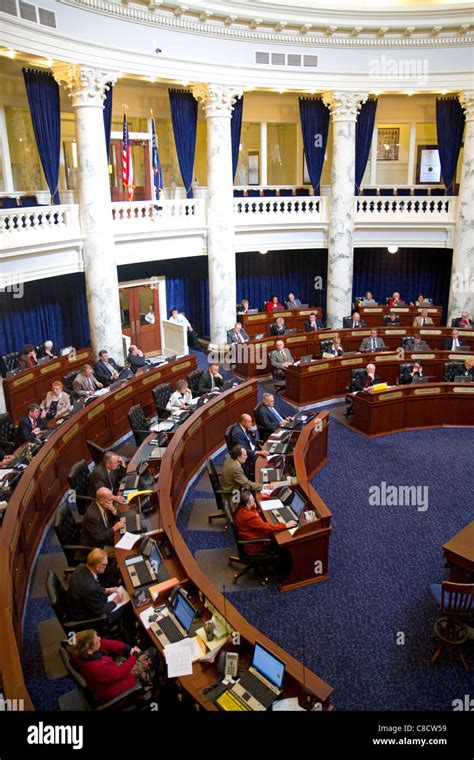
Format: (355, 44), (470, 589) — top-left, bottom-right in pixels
(322, 91), (368, 122)
(53, 65), (118, 108)
(459, 91), (474, 122)
(192, 83), (243, 118)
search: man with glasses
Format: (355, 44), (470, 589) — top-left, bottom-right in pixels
(67, 548), (127, 629)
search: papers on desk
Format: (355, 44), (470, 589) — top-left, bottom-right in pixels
(126, 489), (153, 503)
(260, 499), (284, 511)
(92, 388), (110, 397)
(139, 606), (161, 629)
(164, 637), (202, 677)
(269, 429), (286, 439)
(114, 531), (139, 550)
(272, 697), (305, 712)
(151, 420), (175, 432)
(107, 585), (130, 611)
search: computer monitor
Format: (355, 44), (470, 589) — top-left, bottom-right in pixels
(287, 489), (306, 518)
(454, 375), (473, 383)
(252, 643), (285, 690)
(173, 591), (196, 634)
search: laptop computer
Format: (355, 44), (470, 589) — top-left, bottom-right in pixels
(454, 375), (473, 383)
(260, 467), (285, 484)
(125, 541), (169, 588)
(267, 488), (307, 525)
(285, 411), (317, 429)
(222, 379), (239, 391)
(299, 355), (315, 363)
(299, 303), (309, 309)
(216, 643), (285, 712)
(122, 460), (149, 494)
(150, 590), (197, 647)
(254, 333), (265, 340)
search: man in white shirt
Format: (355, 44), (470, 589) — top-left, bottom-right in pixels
(169, 307), (199, 349)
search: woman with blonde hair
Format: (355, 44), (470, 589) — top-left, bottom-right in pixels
(40, 380), (70, 419)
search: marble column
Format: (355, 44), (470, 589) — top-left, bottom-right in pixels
(53, 65), (124, 362)
(192, 84), (243, 344)
(447, 91), (474, 323)
(323, 91), (368, 329)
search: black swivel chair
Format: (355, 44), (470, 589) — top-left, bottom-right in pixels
(444, 362), (464, 382)
(224, 423), (237, 453)
(53, 503), (89, 570)
(188, 370), (203, 397)
(0, 352), (20, 378)
(127, 404), (169, 448)
(344, 369), (366, 417)
(67, 460), (94, 515)
(0, 412), (17, 454)
(224, 502), (278, 586)
(58, 642), (146, 711)
(45, 569), (117, 638)
(206, 458), (233, 525)
(319, 339), (332, 356)
(396, 363), (413, 385)
(86, 439), (135, 466)
(402, 336), (415, 350)
(254, 403), (273, 442)
(63, 370), (79, 397)
(152, 383), (172, 418)
(430, 581), (474, 670)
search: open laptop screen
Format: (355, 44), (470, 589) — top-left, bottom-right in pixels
(287, 490), (306, 518)
(173, 592), (196, 633)
(252, 643), (285, 690)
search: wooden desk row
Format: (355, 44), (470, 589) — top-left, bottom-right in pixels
(350, 382), (474, 437)
(3, 349), (94, 423)
(0, 355), (197, 708)
(356, 304), (442, 328)
(233, 329), (474, 380)
(282, 351), (474, 406)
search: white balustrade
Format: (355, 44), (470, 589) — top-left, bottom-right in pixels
(234, 195), (328, 224)
(111, 199), (206, 232)
(355, 196), (456, 222)
(0, 204), (81, 249)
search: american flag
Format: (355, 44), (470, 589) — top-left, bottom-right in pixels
(122, 114), (135, 201)
(151, 118), (163, 201)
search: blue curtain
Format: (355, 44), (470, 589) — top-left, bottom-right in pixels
(168, 89), (198, 198)
(0, 273), (90, 355)
(353, 248), (453, 319)
(355, 98), (377, 194)
(103, 83), (113, 159)
(298, 98), (330, 194)
(231, 95), (244, 181)
(22, 69), (61, 205)
(436, 97), (465, 195)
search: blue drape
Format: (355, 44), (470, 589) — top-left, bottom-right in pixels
(355, 98), (377, 194)
(436, 97), (465, 195)
(353, 248), (452, 319)
(103, 83), (113, 159)
(0, 273), (90, 355)
(168, 89), (198, 198)
(22, 69), (61, 205)
(298, 98), (330, 194)
(231, 95), (244, 181)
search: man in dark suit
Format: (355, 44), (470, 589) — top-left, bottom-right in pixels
(197, 363), (224, 394)
(404, 334), (430, 351)
(227, 322), (249, 344)
(358, 329), (388, 353)
(67, 548), (126, 625)
(383, 313), (401, 326)
(343, 312), (367, 329)
(16, 403), (46, 445)
(399, 361), (425, 385)
(255, 393), (293, 438)
(304, 313), (324, 332)
(443, 329), (467, 351)
(94, 350), (124, 386)
(270, 317), (287, 336)
(88, 451), (126, 497)
(352, 363), (381, 391)
(126, 345), (148, 373)
(229, 414), (268, 475)
(80, 487), (125, 550)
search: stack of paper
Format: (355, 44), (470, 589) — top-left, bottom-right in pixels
(163, 637), (203, 677)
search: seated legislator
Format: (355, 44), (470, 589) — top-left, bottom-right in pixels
(230, 414), (268, 473)
(94, 350), (124, 386)
(413, 309), (434, 328)
(452, 311), (473, 328)
(270, 317), (287, 336)
(383, 313), (401, 326)
(167, 379), (193, 411)
(40, 381), (70, 420)
(443, 329), (468, 351)
(269, 340), (294, 379)
(227, 322), (249, 344)
(88, 451), (126, 497)
(362, 291), (378, 306)
(255, 392), (293, 435)
(461, 357), (474, 381)
(266, 295), (282, 313)
(73, 364), (104, 398)
(0, 448), (13, 467)
(16, 403), (46, 445)
(234, 492), (296, 553)
(324, 337), (344, 357)
(388, 292), (405, 306)
(400, 361), (425, 385)
(80, 487), (125, 551)
(126, 345), (147, 374)
(353, 363), (381, 391)
(67, 549), (127, 625)
(18, 344), (38, 370)
(415, 294), (431, 305)
(286, 292), (302, 309)
(404, 334), (431, 351)
(38, 340), (57, 359)
(219, 445), (262, 497)
(70, 629), (158, 705)
(358, 329), (388, 353)
(169, 307), (199, 349)
(304, 313), (324, 332)
(237, 298), (250, 315)
(343, 312), (367, 329)
(197, 363), (224, 394)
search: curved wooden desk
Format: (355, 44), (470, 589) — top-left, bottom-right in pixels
(0, 355), (196, 707)
(239, 307), (323, 337)
(350, 382), (474, 437)
(357, 304), (442, 327)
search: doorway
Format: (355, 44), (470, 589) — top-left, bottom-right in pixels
(110, 139), (152, 202)
(119, 282), (161, 354)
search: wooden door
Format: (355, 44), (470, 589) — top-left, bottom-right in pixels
(119, 284), (161, 354)
(110, 139), (152, 202)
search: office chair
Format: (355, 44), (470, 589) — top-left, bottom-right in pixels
(401, 336), (415, 350)
(59, 642), (146, 711)
(383, 314), (401, 326)
(0, 351), (20, 377)
(443, 362), (464, 382)
(379, 188), (395, 196)
(0, 196), (19, 209)
(430, 581), (474, 670)
(152, 383), (172, 418)
(45, 569), (118, 638)
(278, 188), (293, 197)
(206, 458), (233, 525)
(413, 188), (429, 196)
(270, 367), (286, 394)
(224, 503), (277, 586)
(362, 188), (378, 196)
(53, 503), (89, 571)
(430, 188), (446, 196)
(19, 195), (39, 206)
(396, 363), (413, 385)
(224, 423), (237, 453)
(188, 369), (203, 397)
(319, 339), (332, 356)
(63, 370), (79, 396)
(295, 187), (310, 196)
(344, 369), (366, 417)
(127, 404), (154, 447)
(396, 188), (412, 196)
(67, 460), (94, 515)
(0, 412), (17, 454)
(233, 189), (244, 197)
(253, 403), (274, 442)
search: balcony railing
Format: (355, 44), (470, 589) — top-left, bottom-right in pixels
(355, 197), (455, 221)
(0, 205), (81, 249)
(234, 196), (329, 224)
(111, 199), (206, 233)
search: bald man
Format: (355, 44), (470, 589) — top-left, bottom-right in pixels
(229, 413), (268, 476)
(80, 487), (125, 551)
(67, 548), (124, 624)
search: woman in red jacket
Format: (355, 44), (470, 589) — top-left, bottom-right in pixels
(70, 629), (157, 704)
(234, 492), (296, 553)
(266, 295), (282, 312)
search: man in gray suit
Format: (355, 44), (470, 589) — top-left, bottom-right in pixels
(404, 334), (431, 351)
(358, 329), (388, 353)
(286, 293), (302, 309)
(72, 364), (103, 398)
(227, 322), (250, 344)
(269, 339), (294, 379)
